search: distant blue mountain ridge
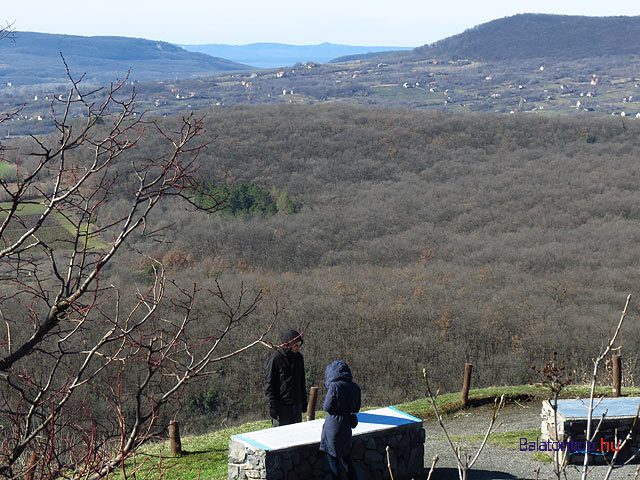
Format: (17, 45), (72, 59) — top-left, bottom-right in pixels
(179, 42), (413, 69)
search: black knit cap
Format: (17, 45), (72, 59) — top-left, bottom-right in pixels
(281, 329), (303, 347)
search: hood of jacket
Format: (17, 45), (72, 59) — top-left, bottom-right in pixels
(325, 360), (352, 388)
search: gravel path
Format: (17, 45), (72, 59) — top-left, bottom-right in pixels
(421, 402), (640, 480)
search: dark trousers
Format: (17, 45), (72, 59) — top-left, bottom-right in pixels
(326, 453), (356, 480)
(272, 403), (302, 426)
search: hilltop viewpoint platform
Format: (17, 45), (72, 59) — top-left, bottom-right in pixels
(228, 406), (425, 480)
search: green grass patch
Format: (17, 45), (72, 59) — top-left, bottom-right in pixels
(0, 202), (48, 216)
(487, 429), (540, 449)
(116, 420), (271, 480)
(532, 451), (554, 462)
(0, 161), (14, 181)
(446, 429), (540, 449)
(396, 384), (640, 421)
(109, 384), (640, 479)
(562, 384), (640, 397)
(370, 85), (442, 103)
(396, 384), (543, 420)
(0, 201), (107, 250)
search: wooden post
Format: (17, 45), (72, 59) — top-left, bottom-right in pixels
(612, 354), (621, 397)
(25, 452), (37, 480)
(307, 386), (319, 421)
(461, 363), (473, 406)
(169, 420), (182, 456)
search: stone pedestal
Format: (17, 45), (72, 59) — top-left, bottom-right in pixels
(229, 406), (424, 479)
(541, 397), (640, 465)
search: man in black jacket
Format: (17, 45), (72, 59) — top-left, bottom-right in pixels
(264, 329), (307, 426)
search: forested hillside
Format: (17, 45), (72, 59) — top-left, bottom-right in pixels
(4, 104), (640, 432)
(0, 31), (249, 85)
(414, 14), (640, 60)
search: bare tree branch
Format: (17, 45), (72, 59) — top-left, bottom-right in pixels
(580, 294), (631, 480)
(0, 58), (276, 479)
(422, 367), (504, 480)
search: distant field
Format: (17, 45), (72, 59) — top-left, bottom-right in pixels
(0, 202), (104, 250)
(370, 85), (443, 104)
(0, 162), (13, 181)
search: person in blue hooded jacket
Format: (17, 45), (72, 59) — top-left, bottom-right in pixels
(319, 360), (361, 480)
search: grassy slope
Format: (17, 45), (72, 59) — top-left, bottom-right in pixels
(122, 384), (640, 480)
(0, 162), (13, 180)
(0, 201), (106, 249)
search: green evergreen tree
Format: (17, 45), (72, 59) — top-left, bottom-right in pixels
(276, 191), (296, 215)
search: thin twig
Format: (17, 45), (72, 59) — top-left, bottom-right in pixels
(385, 446), (395, 480)
(423, 368), (503, 480)
(581, 294), (632, 480)
(426, 455), (438, 480)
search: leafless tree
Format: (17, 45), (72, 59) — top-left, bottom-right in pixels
(422, 368), (504, 480)
(530, 352), (571, 479)
(580, 294), (632, 480)
(0, 21), (13, 42)
(0, 63), (277, 479)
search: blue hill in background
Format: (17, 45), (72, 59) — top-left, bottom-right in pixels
(179, 42), (413, 69)
(0, 32), (249, 85)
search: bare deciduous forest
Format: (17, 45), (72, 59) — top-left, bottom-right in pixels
(5, 103), (640, 437)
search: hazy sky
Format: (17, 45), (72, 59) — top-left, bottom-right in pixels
(3, 0), (639, 46)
